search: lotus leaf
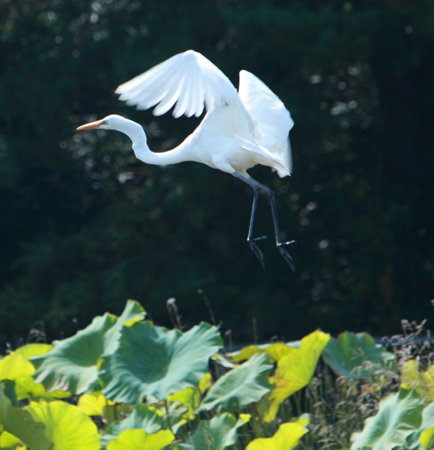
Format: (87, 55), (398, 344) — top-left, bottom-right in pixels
(323, 332), (396, 379)
(31, 300), (145, 394)
(100, 321), (221, 403)
(350, 387), (423, 450)
(201, 352), (272, 412)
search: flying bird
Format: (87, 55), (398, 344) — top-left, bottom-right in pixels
(77, 50), (295, 268)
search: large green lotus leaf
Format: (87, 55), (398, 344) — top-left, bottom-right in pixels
(350, 387), (423, 450)
(26, 400), (100, 450)
(101, 404), (164, 448)
(246, 417), (309, 450)
(0, 383), (50, 450)
(106, 429), (174, 450)
(201, 352), (272, 412)
(264, 330), (330, 422)
(323, 332), (396, 379)
(31, 300), (145, 394)
(100, 321), (222, 403)
(102, 300), (146, 357)
(177, 413), (246, 450)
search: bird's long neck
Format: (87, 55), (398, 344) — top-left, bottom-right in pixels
(115, 117), (193, 166)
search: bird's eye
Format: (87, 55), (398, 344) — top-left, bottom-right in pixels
(101, 119), (109, 125)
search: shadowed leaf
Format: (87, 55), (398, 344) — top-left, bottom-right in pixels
(31, 300), (145, 394)
(100, 321), (222, 403)
(101, 404), (164, 448)
(0, 382), (50, 450)
(201, 352), (272, 412)
(350, 387), (423, 450)
(323, 332), (396, 379)
(177, 413), (246, 450)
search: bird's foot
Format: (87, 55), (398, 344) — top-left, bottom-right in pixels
(248, 236), (267, 268)
(277, 240), (296, 271)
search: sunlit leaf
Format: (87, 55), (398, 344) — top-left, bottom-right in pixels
(0, 382), (50, 450)
(0, 430), (20, 449)
(350, 387), (423, 450)
(246, 417), (309, 450)
(0, 351), (70, 401)
(420, 402), (434, 448)
(401, 360), (434, 404)
(264, 330), (330, 422)
(78, 391), (113, 416)
(323, 332), (396, 380)
(106, 429), (174, 450)
(100, 321), (222, 403)
(14, 344), (53, 359)
(31, 300), (145, 394)
(26, 400), (100, 450)
(201, 352), (272, 412)
(177, 413), (245, 450)
(228, 342), (299, 363)
(101, 404), (164, 448)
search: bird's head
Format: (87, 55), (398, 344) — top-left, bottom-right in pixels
(76, 114), (126, 131)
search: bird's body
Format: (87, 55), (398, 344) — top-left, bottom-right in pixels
(77, 50), (295, 267)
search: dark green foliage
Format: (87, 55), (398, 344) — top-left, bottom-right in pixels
(0, 0), (433, 346)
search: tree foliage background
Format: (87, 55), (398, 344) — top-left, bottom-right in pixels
(0, 0), (433, 347)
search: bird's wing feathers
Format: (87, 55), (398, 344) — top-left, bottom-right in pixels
(115, 50), (238, 118)
(238, 70), (294, 176)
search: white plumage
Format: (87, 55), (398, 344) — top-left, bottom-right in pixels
(77, 50), (296, 267)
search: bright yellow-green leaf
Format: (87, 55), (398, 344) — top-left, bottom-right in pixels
(264, 330), (330, 422)
(421, 427), (434, 448)
(239, 413), (251, 425)
(0, 353), (34, 381)
(0, 352), (69, 401)
(419, 402), (434, 448)
(15, 344), (53, 360)
(0, 430), (20, 448)
(266, 343), (296, 362)
(0, 353), (68, 401)
(78, 391), (113, 416)
(401, 360), (434, 404)
(26, 401), (100, 450)
(246, 418), (309, 450)
(168, 387), (197, 420)
(199, 373), (212, 393)
(106, 429), (174, 450)
(0, 383), (50, 450)
(168, 373), (212, 420)
(229, 343), (296, 363)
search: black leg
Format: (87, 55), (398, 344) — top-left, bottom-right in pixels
(233, 172), (296, 270)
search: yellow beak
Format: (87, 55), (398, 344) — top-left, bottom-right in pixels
(76, 119), (104, 131)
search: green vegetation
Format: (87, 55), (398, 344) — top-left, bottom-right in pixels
(1, 0), (434, 346)
(1, 300), (434, 449)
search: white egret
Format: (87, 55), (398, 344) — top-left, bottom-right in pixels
(77, 50), (295, 268)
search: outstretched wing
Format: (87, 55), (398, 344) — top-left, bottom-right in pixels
(115, 50), (238, 118)
(238, 70), (294, 176)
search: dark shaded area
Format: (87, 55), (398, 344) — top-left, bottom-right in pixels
(0, 0), (433, 347)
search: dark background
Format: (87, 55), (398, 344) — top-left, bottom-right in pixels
(1, 0), (433, 348)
